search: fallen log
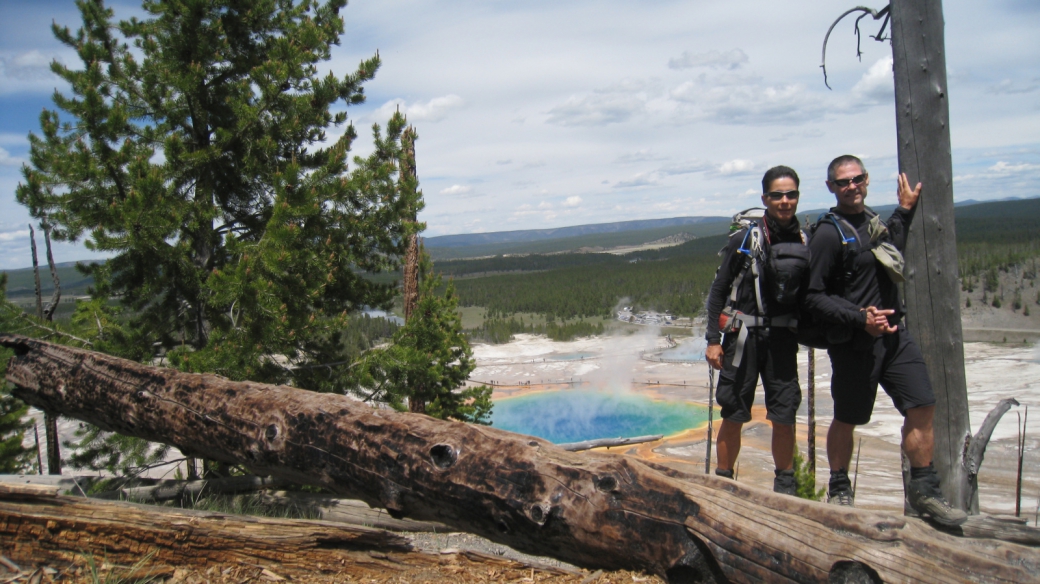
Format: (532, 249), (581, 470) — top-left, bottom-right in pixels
(3, 334), (1038, 583)
(0, 482), (580, 582)
(558, 434), (664, 452)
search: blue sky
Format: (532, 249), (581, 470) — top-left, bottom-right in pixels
(1, 0), (1038, 269)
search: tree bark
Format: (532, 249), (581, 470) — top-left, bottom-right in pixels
(0, 483), (577, 581)
(28, 225), (42, 321)
(2, 334), (1038, 583)
(44, 414), (60, 475)
(890, 0), (973, 512)
(40, 221), (61, 322)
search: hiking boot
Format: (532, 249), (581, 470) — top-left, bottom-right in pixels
(714, 468), (734, 479)
(773, 469), (797, 496)
(907, 473), (967, 527)
(828, 469), (854, 507)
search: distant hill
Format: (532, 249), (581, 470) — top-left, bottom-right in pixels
(423, 216), (728, 248)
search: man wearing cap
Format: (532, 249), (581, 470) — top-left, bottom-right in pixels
(804, 154), (966, 526)
(705, 165), (808, 495)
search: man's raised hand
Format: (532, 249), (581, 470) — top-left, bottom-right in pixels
(898, 173), (922, 210)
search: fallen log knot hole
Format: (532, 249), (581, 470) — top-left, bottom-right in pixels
(429, 444), (457, 469)
(595, 476), (618, 493)
(828, 560), (882, 584)
(528, 503), (551, 525)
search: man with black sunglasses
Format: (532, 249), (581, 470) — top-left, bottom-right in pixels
(705, 166), (808, 495)
(804, 154), (966, 526)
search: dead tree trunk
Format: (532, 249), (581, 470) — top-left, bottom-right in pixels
(891, 0), (974, 512)
(28, 225), (42, 321)
(2, 334), (1038, 583)
(40, 221), (61, 322)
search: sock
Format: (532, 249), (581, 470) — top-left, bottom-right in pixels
(829, 468), (851, 490)
(775, 469), (795, 478)
(910, 462), (936, 481)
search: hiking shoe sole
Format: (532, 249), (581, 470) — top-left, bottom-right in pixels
(827, 490), (854, 507)
(905, 495), (968, 527)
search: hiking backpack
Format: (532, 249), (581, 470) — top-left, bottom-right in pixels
(715, 208), (810, 365)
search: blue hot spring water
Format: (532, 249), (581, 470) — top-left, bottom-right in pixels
(492, 390), (710, 444)
(657, 339), (707, 362)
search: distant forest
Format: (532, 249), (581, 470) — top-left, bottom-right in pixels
(437, 198), (1040, 323)
(4, 198), (1039, 330)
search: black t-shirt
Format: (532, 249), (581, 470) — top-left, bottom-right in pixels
(804, 206), (915, 329)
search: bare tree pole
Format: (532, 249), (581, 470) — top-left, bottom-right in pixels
(33, 422), (44, 475)
(890, 0), (973, 512)
(41, 221), (61, 322)
(1018, 407), (1028, 517)
(705, 366), (714, 474)
(807, 347), (816, 477)
(29, 223), (63, 474)
(28, 225), (43, 320)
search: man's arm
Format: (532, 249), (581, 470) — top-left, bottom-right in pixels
(705, 233), (743, 369)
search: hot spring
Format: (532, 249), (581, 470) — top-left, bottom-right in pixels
(491, 389), (710, 444)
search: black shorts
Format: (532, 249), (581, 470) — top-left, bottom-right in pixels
(827, 328), (935, 425)
(715, 328), (801, 426)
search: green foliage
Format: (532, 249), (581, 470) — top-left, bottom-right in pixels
(992, 295), (1002, 309)
(17, 0), (421, 386)
(63, 425), (171, 476)
(468, 317), (604, 344)
(792, 451), (825, 501)
(0, 275), (36, 474)
(349, 249), (491, 424)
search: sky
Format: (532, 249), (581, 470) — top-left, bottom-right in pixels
(0, 0), (1038, 269)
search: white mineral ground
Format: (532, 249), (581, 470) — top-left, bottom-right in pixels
(23, 326), (1040, 518)
(469, 328), (1040, 517)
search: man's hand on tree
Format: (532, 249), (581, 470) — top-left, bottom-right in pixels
(863, 306), (898, 336)
(706, 343), (724, 370)
(898, 172), (922, 210)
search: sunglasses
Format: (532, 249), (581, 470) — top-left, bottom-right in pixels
(765, 190), (799, 201)
(830, 173), (866, 188)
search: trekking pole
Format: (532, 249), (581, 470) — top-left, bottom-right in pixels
(852, 437), (863, 499)
(706, 365), (715, 474)
(1017, 407), (1027, 517)
(807, 347), (816, 478)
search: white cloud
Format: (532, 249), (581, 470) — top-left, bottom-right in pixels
(0, 147), (24, 166)
(563, 196), (582, 207)
(375, 94), (465, 123)
(669, 77), (823, 125)
(718, 159), (755, 175)
(439, 184), (472, 196)
(614, 172), (659, 189)
(0, 229), (30, 242)
(988, 79), (1040, 95)
(0, 50), (62, 94)
(659, 159), (713, 176)
(848, 56), (894, 107)
(668, 49), (749, 70)
(545, 92), (644, 126)
(989, 161), (1040, 173)
(615, 149), (665, 164)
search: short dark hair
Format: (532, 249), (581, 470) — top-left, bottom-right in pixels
(827, 155), (866, 182)
(761, 165), (800, 193)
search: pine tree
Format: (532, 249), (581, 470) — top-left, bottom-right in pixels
(16, 0), (422, 385)
(0, 275), (35, 474)
(349, 247), (492, 425)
